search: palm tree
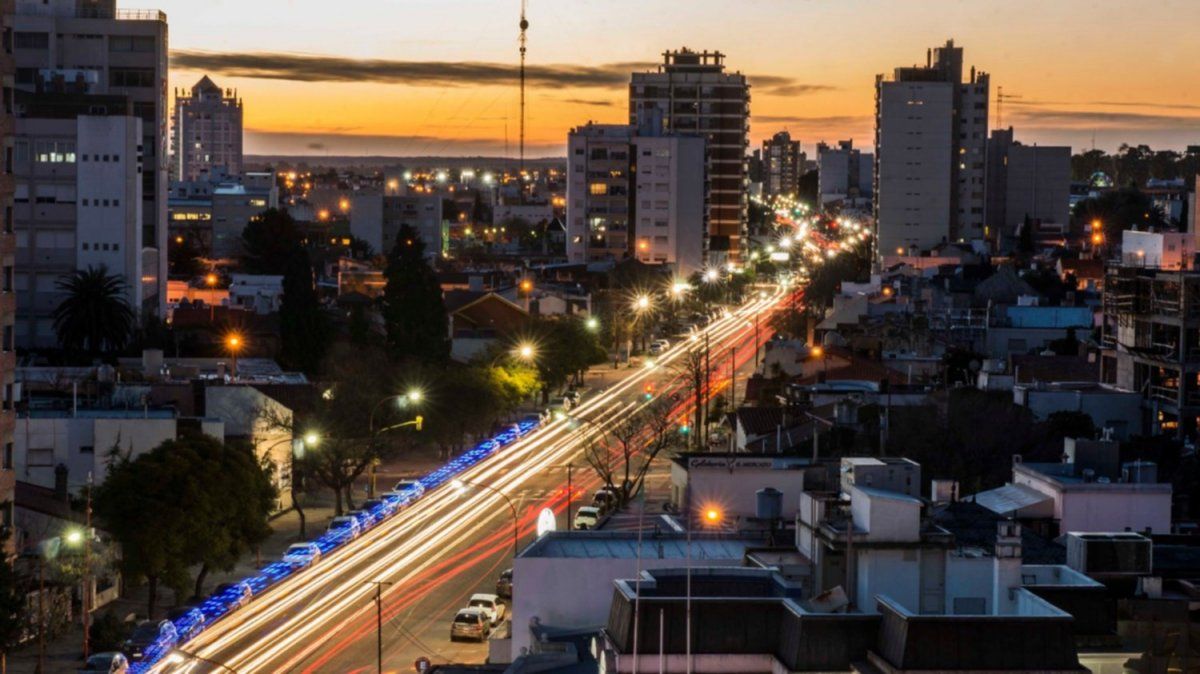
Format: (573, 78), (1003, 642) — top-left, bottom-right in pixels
(52, 266), (135, 356)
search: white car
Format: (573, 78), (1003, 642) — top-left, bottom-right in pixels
(573, 506), (600, 530)
(467, 593), (506, 626)
(393, 479), (426, 500)
(648, 339), (671, 356)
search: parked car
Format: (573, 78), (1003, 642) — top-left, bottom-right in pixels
(467, 593), (506, 626)
(328, 515), (362, 540)
(649, 339), (670, 356)
(379, 491), (407, 509)
(348, 509), (377, 529)
(566, 390), (582, 406)
(495, 568), (513, 598)
(573, 506), (601, 530)
(213, 581), (253, 609)
(122, 619), (177, 663)
(449, 608), (491, 642)
(282, 542), (322, 568)
(592, 488), (618, 514)
(79, 652), (129, 673)
(166, 606), (206, 642)
(362, 498), (396, 518)
(393, 479), (426, 500)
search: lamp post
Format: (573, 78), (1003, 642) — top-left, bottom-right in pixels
(366, 390), (424, 497)
(364, 580), (394, 674)
(452, 479), (519, 557)
(205, 273), (219, 322)
(226, 333), (243, 380)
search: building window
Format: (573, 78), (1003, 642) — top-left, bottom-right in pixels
(109, 67), (155, 88)
(588, 183), (607, 196)
(2, 443), (11, 470)
(13, 31), (49, 49)
(35, 141), (76, 163)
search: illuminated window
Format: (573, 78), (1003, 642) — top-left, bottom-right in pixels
(588, 183), (607, 196)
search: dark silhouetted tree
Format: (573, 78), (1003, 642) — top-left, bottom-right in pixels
(52, 266), (136, 357)
(241, 208), (304, 275)
(278, 247), (331, 374)
(382, 224), (449, 363)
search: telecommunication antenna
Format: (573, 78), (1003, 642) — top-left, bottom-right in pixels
(996, 86), (1022, 129)
(519, 0), (529, 185)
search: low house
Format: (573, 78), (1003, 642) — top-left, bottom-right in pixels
(446, 290), (529, 362)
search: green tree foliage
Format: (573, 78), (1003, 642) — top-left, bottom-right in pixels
(52, 265), (136, 357)
(278, 246), (331, 374)
(1074, 186), (1168, 240)
(529, 316), (608, 393)
(0, 532), (26, 654)
(1071, 144), (1198, 189)
(241, 208), (304, 275)
(94, 434), (276, 614)
(382, 224), (450, 363)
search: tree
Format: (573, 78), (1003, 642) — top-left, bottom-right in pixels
(278, 247), (331, 374)
(582, 399), (685, 506)
(241, 208), (304, 275)
(168, 231), (207, 279)
(527, 316), (608, 396)
(94, 434), (276, 614)
(52, 266), (136, 357)
(1073, 187), (1168, 242)
(0, 532), (26, 656)
(382, 224), (450, 363)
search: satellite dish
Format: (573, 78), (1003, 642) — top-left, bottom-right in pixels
(536, 507), (557, 537)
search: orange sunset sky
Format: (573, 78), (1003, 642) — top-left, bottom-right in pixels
(158, 0), (1200, 157)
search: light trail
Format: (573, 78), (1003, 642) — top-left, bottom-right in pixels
(157, 289), (789, 674)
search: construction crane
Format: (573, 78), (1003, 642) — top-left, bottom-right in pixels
(996, 86), (1022, 129)
(518, 0), (529, 191)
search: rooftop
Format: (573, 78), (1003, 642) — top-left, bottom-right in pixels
(519, 531), (755, 560)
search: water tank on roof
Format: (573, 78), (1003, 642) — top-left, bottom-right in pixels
(756, 487), (782, 520)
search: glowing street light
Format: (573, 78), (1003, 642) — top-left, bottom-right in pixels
(406, 389), (423, 405)
(516, 342), (537, 361)
(779, 236), (793, 249)
(226, 333), (243, 379)
(633, 295), (652, 312)
(585, 316), (600, 331)
(703, 507), (723, 525)
(703, 269), (720, 283)
(302, 432), (320, 448)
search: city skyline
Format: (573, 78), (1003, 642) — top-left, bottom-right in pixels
(157, 0), (1200, 157)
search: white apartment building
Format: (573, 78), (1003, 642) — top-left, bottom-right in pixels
(13, 113), (144, 348)
(11, 0), (169, 318)
(566, 123), (704, 276)
(349, 193), (444, 258)
(816, 139), (873, 206)
(874, 40), (988, 261)
(171, 75), (243, 181)
(630, 48), (748, 263)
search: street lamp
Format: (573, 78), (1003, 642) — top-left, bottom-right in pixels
(451, 479), (520, 556)
(585, 316), (599, 332)
(367, 390), (425, 435)
(225, 333), (243, 379)
(516, 342), (537, 362)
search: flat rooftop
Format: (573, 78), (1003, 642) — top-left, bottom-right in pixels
(519, 531), (755, 560)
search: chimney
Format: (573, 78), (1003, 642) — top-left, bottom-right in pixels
(993, 521), (1023, 615)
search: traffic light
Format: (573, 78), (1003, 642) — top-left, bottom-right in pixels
(679, 423), (690, 435)
(643, 382), (655, 400)
(414, 415), (424, 431)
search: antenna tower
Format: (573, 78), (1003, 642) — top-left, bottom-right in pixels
(519, 0), (529, 184)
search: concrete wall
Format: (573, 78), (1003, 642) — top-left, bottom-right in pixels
(512, 554), (744, 655)
(1017, 389), (1142, 439)
(671, 458), (809, 520)
(856, 548), (919, 613)
(945, 553), (994, 614)
(850, 486), (920, 542)
(15, 416), (190, 491)
(1014, 471), (1172, 534)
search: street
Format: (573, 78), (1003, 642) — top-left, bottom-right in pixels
(155, 289), (789, 674)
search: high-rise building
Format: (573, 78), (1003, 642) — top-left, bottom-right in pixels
(817, 139), (873, 207)
(11, 0), (168, 334)
(761, 130), (803, 199)
(985, 127), (1071, 250)
(630, 48), (749, 263)
(566, 123), (705, 277)
(172, 75), (243, 181)
(0, 0), (16, 557)
(874, 39), (988, 260)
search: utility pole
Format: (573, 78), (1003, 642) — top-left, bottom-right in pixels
(565, 463), (573, 527)
(83, 473), (93, 660)
(729, 346), (736, 410)
(703, 330), (710, 449)
(365, 580), (394, 674)
(518, 0), (529, 188)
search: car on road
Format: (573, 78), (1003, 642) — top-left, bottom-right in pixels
(592, 488), (618, 514)
(495, 568), (512, 598)
(379, 490), (408, 509)
(327, 515), (362, 540)
(282, 542), (322, 568)
(573, 506), (601, 530)
(450, 608), (491, 642)
(467, 593), (506, 626)
(79, 652), (129, 673)
(213, 581), (253, 609)
(566, 390), (582, 406)
(649, 339), (671, 355)
(166, 606), (207, 642)
(393, 479), (426, 501)
(122, 619), (177, 663)
(348, 508), (377, 530)
(362, 498), (396, 519)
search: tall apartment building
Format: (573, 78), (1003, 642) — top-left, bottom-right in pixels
(0, 0), (17, 556)
(171, 75), (243, 181)
(874, 39), (988, 260)
(630, 49), (749, 263)
(761, 130), (803, 198)
(816, 139), (873, 206)
(566, 123), (705, 276)
(11, 0), (168, 332)
(350, 192), (445, 259)
(985, 128), (1071, 251)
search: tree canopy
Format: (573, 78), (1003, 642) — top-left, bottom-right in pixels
(94, 434), (276, 614)
(1073, 186), (1168, 241)
(278, 246), (331, 374)
(382, 224), (450, 363)
(241, 208), (304, 275)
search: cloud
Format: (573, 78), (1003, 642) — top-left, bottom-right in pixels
(174, 49), (654, 88)
(560, 98), (617, 107)
(1009, 99), (1200, 111)
(759, 83), (838, 97)
(752, 114), (870, 126)
(172, 49), (815, 95)
(245, 129), (564, 157)
(1009, 108), (1200, 129)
